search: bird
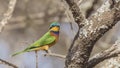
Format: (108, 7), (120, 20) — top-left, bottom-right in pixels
(12, 22), (60, 56)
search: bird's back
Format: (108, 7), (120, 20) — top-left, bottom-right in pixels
(34, 31), (52, 46)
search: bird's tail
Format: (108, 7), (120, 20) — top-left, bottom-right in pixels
(12, 50), (26, 57)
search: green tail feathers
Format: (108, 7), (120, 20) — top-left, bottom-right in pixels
(12, 50), (26, 57)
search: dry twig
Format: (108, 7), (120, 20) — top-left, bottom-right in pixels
(0, 0), (17, 32)
(35, 51), (38, 68)
(0, 58), (18, 68)
(44, 53), (66, 59)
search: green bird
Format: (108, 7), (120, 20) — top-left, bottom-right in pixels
(12, 22), (60, 56)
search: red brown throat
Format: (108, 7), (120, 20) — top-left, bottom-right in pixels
(48, 31), (59, 47)
(50, 31), (59, 40)
(50, 31), (59, 37)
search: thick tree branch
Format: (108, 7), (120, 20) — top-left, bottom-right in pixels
(64, 0), (85, 67)
(86, 40), (120, 68)
(65, 0), (120, 68)
(0, 0), (17, 32)
(0, 58), (18, 68)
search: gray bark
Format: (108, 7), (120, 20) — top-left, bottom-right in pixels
(65, 0), (120, 68)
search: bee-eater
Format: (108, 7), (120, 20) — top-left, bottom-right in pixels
(12, 22), (60, 56)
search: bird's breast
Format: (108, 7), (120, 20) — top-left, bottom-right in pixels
(49, 31), (59, 46)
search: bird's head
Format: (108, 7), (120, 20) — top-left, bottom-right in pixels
(49, 22), (60, 31)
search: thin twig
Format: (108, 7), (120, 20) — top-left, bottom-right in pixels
(0, 0), (17, 32)
(0, 58), (18, 68)
(44, 53), (66, 59)
(35, 51), (38, 68)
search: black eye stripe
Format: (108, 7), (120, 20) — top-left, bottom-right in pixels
(52, 25), (55, 27)
(50, 25), (60, 29)
(52, 25), (59, 27)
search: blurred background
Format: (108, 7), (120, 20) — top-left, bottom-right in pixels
(0, 0), (120, 68)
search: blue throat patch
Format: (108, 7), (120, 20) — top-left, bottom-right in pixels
(51, 31), (59, 35)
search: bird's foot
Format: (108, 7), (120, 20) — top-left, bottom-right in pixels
(45, 50), (51, 54)
(45, 50), (48, 53)
(44, 50), (52, 56)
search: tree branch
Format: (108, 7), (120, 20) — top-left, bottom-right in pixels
(86, 40), (120, 68)
(0, 58), (18, 68)
(44, 53), (66, 59)
(64, 0), (85, 27)
(65, 0), (120, 68)
(0, 0), (17, 32)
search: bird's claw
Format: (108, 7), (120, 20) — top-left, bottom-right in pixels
(43, 50), (52, 57)
(44, 54), (47, 56)
(45, 50), (49, 53)
(45, 50), (51, 53)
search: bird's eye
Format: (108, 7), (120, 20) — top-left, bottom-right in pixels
(52, 25), (54, 27)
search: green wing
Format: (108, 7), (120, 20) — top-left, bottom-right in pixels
(40, 35), (56, 45)
(35, 31), (55, 46)
(25, 31), (55, 50)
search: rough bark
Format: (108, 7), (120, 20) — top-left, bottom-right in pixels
(65, 0), (120, 68)
(64, 0), (84, 27)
